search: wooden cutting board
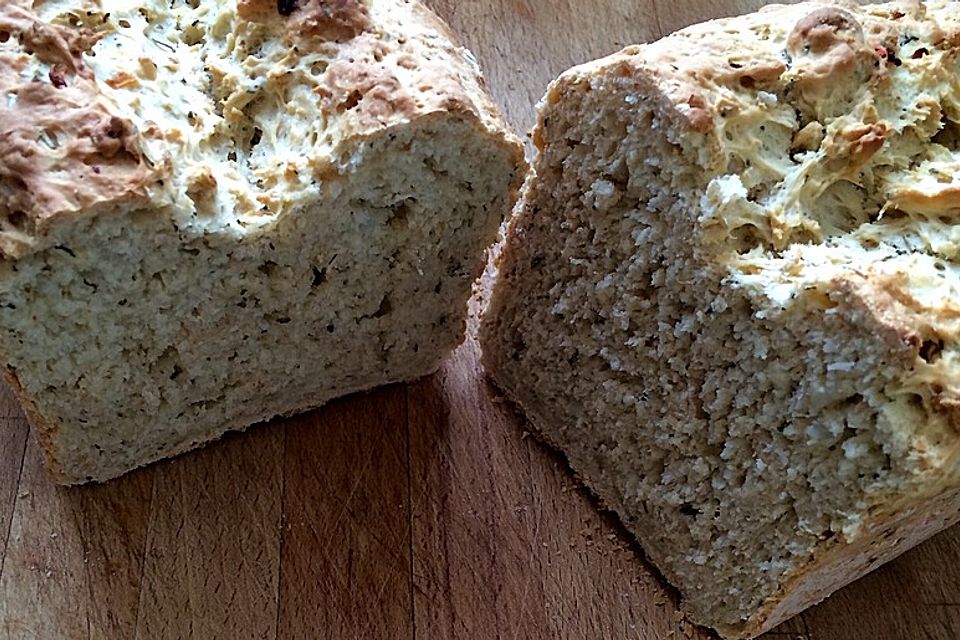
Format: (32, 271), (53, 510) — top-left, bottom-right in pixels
(2, 1), (959, 638)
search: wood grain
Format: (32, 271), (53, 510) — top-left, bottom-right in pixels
(413, 336), (561, 636)
(277, 387), (411, 640)
(72, 462), (153, 639)
(133, 426), (282, 640)
(0, 388), (28, 591)
(0, 1), (958, 639)
(428, 0), (662, 141)
(1, 439), (91, 640)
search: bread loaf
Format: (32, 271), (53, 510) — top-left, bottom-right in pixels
(481, 2), (960, 637)
(0, 0), (524, 484)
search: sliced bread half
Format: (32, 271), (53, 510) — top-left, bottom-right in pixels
(0, 0), (524, 483)
(481, 2), (960, 637)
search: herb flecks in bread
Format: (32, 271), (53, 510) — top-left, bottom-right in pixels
(482, 2), (960, 638)
(0, 0), (524, 484)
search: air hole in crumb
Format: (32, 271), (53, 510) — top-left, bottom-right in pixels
(227, 150), (237, 162)
(341, 90), (362, 111)
(387, 201), (409, 227)
(37, 128), (60, 149)
(106, 117), (126, 139)
(912, 47), (928, 59)
(154, 345), (183, 382)
(0, 31), (9, 43)
(258, 260), (278, 276)
(919, 338), (944, 363)
(423, 155), (448, 176)
(739, 75), (756, 89)
(326, 324), (335, 333)
(731, 225), (763, 254)
(933, 116), (960, 151)
(311, 266), (326, 287)
(7, 210), (27, 229)
(310, 61), (327, 76)
(7, 176), (27, 192)
(907, 393), (925, 410)
(511, 335), (527, 360)
(249, 127), (263, 150)
(881, 208), (909, 222)
(679, 503), (701, 516)
(840, 393), (863, 409)
(373, 295), (392, 319)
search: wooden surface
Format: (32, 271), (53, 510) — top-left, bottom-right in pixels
(2, 1), (960, 638)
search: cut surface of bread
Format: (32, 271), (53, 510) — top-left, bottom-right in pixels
(481, 2), (960, 637)
(0, 0), (524, 484)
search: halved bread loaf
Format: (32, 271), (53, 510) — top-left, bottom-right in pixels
(481, 2), (960, 637)
(0, 0), (524, 484)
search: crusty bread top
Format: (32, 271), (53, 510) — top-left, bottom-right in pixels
(0, 2), (157, 258)
(534, 1), (960, 491)
(0, 0), (521, 260)
(557, 2), (959, 161)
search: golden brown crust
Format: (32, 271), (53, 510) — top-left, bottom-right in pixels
(552, 1), (958, 168)
(317, 33), (417, 127)
(237, 0), (371, 41)
(887, 178), (960, 215)
(2, 367), (68, 484)
(291, 0), (371, 40)
(316, 32), (484, 137)
(0, 0), (520, 261)
(0, 2), (159, 259)
(785, 6), (877, 115)
(745, 482), (960, 637)
(830, 275), (925, 357)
